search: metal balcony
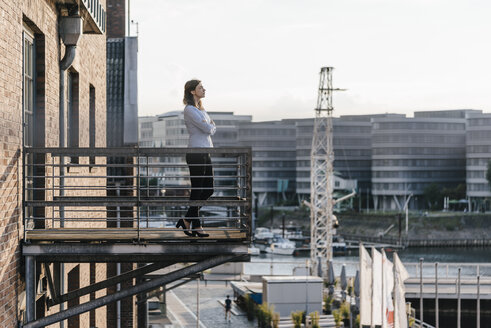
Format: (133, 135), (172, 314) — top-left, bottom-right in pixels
(21, 147), (252, 327)
(23, 147), (252, 245)
(55, 0), (106, 34)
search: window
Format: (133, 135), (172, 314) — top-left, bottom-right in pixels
(23, 28), (35, 225)
(23, 23), (46, 228)
(23, 30), (34, 148)
(89, 85), (96, 165)
(67, 71), (79, 163)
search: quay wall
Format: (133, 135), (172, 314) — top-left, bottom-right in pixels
(337, 213), (491, 247)
(407, 298), (491, 328)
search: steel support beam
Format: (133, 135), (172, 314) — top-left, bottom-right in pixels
(23, 243), (249, 263)
(136, 264), (148, 328)
(48, 262), (174, 307)
(136, 276), (199, 304)
(22, 255), (237, 328)
(43, 263), (59, 306)
(25, 256), (36, 323)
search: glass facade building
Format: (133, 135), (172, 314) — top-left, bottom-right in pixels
(372, 110), (480, 210)
(138, 109), (491, 210)
(238, 120), (298, 205)
(466, 112), (491, 210)
(295, 115), (391, 202)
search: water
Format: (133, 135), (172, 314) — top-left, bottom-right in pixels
(244, 247), (491, 278)
(394, 247), (491, 263)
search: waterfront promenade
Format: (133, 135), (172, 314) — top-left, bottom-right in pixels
(150, 281), (255, 328)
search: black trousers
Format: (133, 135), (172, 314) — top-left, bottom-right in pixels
(185, 153), (214, 228)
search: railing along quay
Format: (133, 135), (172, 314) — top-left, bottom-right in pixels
(23, 147), (252, 243)
(341, 233), (491, 248)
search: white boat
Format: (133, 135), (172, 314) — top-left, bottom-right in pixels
(248, 247), (261, 256)
(265, 236), (296, 255)
(254, 227), (274, 240)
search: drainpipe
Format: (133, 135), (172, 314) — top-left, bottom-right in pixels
(58, 12), (82, 328)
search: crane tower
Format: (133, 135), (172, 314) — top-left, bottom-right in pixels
(310, 67), (339, 276)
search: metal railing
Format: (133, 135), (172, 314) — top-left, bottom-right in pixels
(242, 259), (491, 279)
(23, 147), (252, 242)
(404, 261), (491, 278)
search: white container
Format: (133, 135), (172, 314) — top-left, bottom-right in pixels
(262, 276), (323, 316)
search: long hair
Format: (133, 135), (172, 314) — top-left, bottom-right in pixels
(183, 79), (203, 109)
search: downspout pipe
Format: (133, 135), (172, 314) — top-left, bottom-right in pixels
(59, 46), (76, 221)
(59, 14), (81, 224)
(57, 48), (75, 328)
(60, 45), (77, 71)
(58, 13), (82, 328)
(59, 44), (76, 170)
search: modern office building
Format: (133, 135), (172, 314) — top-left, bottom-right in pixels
(138, 111), (252, 148)
(138, 116), (158, 147)
(371, 110), (481, 210)
(138, 109), (491, 210)
(295, 115), (385, 204)
(237, 120), (298, 205)
(466, 112), (491, 211)
(333, 115), (384, 192)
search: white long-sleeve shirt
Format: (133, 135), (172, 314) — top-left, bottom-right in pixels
(183, 105), (216, 148)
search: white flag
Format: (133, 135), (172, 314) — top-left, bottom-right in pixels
(382, 250), (394, 328)
(393, 252), (409, 328)
(359, 244), (372, 326)
(371, 247), (383, 326)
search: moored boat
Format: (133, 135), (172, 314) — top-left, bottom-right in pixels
(264, 236), (296, 255)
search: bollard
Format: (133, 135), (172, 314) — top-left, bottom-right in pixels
(457, 268), (461, 328)
(435, 262), (439, 328)
(477, 275), (480, 328)
(419, 258), (423, 328)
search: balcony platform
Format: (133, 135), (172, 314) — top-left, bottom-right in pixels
(22, 242), (250, 263)
(25, 227), (247, 241)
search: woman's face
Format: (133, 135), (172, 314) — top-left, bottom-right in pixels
(192, 83), (206, 99)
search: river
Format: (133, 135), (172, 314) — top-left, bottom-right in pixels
(245, 247), (491, 278)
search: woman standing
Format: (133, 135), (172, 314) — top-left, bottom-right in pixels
(176, 79), (215, 237)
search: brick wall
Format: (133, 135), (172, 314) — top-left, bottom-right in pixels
(0, 0), (110, 327)
(0, 0), (30, 326)
(107, 0), (126, 38)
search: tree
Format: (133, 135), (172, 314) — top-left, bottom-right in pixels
(423, 183), (442, 210)
(442, 183), (466, 200)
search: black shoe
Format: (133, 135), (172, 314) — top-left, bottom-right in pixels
(191, 221), (209, 238)
(176, 219), (193, 237)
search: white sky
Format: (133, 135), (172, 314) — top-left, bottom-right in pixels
(130, 0), (491, 121)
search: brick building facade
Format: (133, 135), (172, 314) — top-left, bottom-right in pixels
(0, 0), (108, 326)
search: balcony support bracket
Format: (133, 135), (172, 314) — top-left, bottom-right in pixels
(22, 254), (238, 328)
(47, 261), (175, 307)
